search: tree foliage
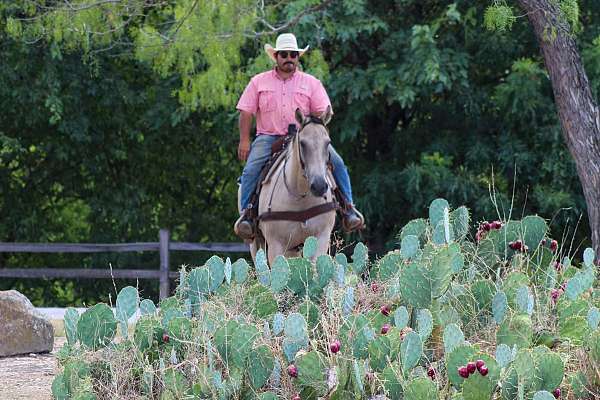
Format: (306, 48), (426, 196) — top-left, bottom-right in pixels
(1, 0), (599, 305)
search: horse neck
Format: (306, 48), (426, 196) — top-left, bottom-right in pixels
(286, 133), (310, 195)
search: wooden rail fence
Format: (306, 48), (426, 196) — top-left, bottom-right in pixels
(0, 229), (249, 299)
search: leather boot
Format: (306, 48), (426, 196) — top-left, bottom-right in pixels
(234, 210), (255, 240)
(342, 206), (365, 232)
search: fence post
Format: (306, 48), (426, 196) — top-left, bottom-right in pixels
(159, 229), (170, 299)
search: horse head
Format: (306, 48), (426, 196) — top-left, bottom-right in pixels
(294, 106), (333, 198)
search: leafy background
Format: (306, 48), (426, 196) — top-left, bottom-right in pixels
(0, 0), (598, 305)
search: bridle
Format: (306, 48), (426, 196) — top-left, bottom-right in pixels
(259, 115), (338, 223)
(282, 116), (329, 199)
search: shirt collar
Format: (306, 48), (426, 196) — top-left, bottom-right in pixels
(272, 66), (298, 81)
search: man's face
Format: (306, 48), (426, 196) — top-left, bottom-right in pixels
(276, 51), (299, 73)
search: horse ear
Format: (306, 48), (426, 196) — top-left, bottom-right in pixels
(321, 105), (333, 126)
(295, 108), (306, 126)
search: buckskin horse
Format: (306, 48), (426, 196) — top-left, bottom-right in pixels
(240, 107), (337, 265)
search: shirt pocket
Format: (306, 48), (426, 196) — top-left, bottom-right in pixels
(294, 86), (311, 115)
(258, 89), (276, 112)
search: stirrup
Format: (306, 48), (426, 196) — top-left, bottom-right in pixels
(234, 211), (255, 240)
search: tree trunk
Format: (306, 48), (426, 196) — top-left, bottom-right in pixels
(518, 0), (600, 263)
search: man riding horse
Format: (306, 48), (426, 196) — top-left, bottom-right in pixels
(234, 33), (364, 240)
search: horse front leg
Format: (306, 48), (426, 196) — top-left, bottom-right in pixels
(267, 240), (289, 266)
(313, 232), (332, 260)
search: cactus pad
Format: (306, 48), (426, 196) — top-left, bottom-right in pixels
(404, 376), (438, 400)
(270, 255), (290, 293)
(352, 242), (368, 274)
(462, 373), (493, 400)
(316, 254), (335, 288)
(492, 291), (508, 324)
(287, 257), (313, 296)
(303, 236), (318, 259)
(399, 262), (432, 308)
(401, 331), (423, 373)
(77, 303), (117, 350)
(247, 345), (274, 389)
(443, 323), (465, 354)
(297, 351), (328, 395)
(401, 235), (420, 260)
(64, 308), (80, 346)
(417, 308), (433, 341)
(497, 314), (533, 349)
(255, 249), (271, 286)
(231, 258), (250, 283)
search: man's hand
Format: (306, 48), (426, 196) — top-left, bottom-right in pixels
(238, 139), (250, 161)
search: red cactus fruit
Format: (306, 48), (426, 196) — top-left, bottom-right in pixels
(427, 367), (436, 379)
(482, 222), (491, 231)
(554, 261), (562, 271)
(479, 366), (489, 376)
(466, 362), (477, 374)
(475, 359), (486, 370)
(162, 333), (170, 343)
(371, 281), (379, 292)
(329, 340), (341, 354)
(509, 240), (522, 251)
(458, 366), (469, 378)
(380, 304), (391, 316)
(552, 388), (561, 398)
(287, 364), (298, 378)
(491, 220), (502, 229)
(550, 240), (558, 252)
(381, 324), (391, 335)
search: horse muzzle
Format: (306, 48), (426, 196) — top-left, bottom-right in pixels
(310, 176), (329, 197)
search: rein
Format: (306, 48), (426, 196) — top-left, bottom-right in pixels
(258, 117), (338, 223)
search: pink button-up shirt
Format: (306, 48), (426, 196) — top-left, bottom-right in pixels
(236, 68), (332, 136)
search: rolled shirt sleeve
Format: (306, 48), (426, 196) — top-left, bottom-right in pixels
(236, 78), (259, 114)
(310, 79), (333, 114)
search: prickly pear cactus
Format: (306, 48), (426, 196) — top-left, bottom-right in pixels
(443, 323), (465, 354)
(404, 376), (439, 400)
(296, 351), (328, 395)
(116, 286), (139, 339)
(401, 331), (423, 373)
(255, 249), (271, 286)
(352, 242), (368, 274)
(270, 255), (290, 293)
(64, 307), (80, 346)
(316, 254), (335, 288)
(139, 299), (156, 316)
(286, 257), (313, 296)
(497, 314), (533, 349)
(302, 236), (318, 259)
(247, 345), (274, 389)
(77, 303), (117, 350)
(533, 347), (564, 392)
(462, 373), (493, 400)
(399, 262), (432, 308)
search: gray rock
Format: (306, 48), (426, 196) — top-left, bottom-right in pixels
(0, 290), (54, 357)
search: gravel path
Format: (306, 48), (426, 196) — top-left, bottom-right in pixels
(0, 337), (65, 400)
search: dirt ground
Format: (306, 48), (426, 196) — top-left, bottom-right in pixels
(0, 337), (65, 400)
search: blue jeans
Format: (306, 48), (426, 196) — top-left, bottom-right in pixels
(240, 134), (354, 210)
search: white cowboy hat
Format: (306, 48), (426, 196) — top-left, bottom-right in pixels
(264, 33), (309, 63)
